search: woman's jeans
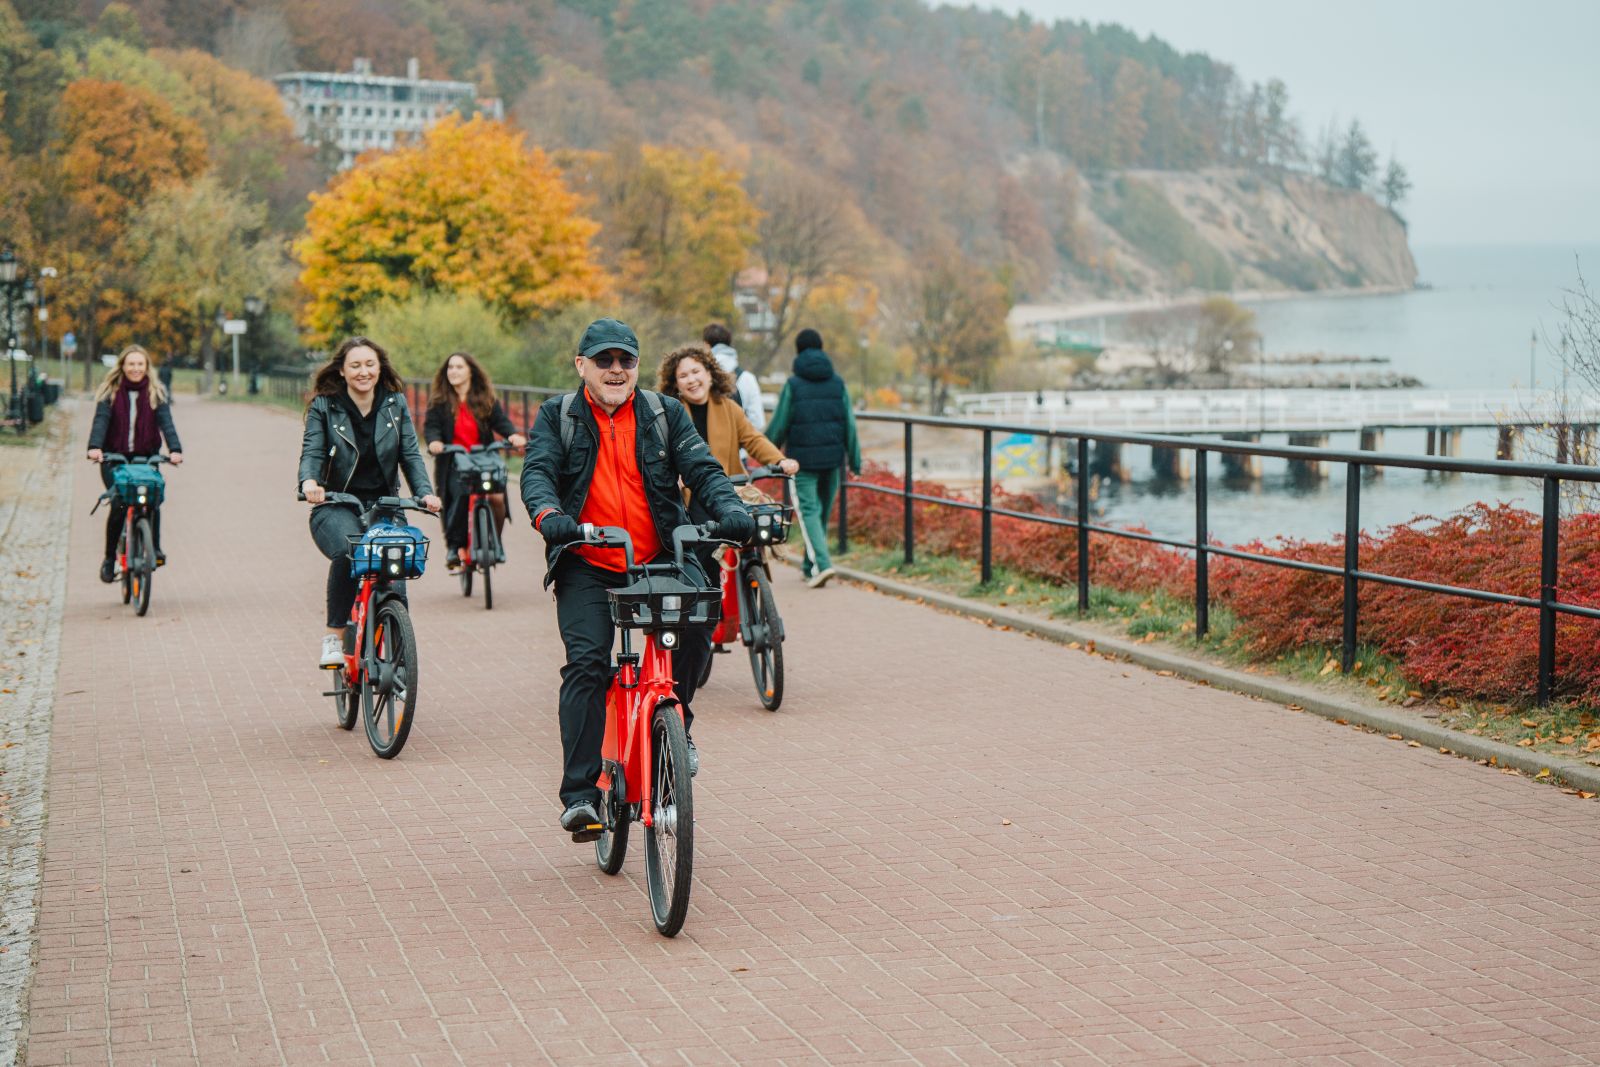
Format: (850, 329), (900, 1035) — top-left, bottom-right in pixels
(309, 502), (407, 629)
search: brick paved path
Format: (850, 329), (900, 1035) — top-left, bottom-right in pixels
(22, 398), (1600, 1065)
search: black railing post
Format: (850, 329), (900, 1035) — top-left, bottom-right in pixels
(1076, 436), (1090, 614)
(521, 392), (531, 435)
(1538, 475), (1560, 704)
(1195, 448), (1209, 638)
(903, 421), (915, 565)
(980, 428), (993, 584)
(836, 456), (848, 555)
(1341, 461), (1361, 672)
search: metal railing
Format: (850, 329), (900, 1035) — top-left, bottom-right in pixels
(400, 378), (562, 431)
(835, 412), (1600, 704)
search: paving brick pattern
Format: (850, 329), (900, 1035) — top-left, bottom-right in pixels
(22, 399), (1600, 1065)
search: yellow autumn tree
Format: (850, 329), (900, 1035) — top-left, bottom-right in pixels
(294, 115), (608, 344)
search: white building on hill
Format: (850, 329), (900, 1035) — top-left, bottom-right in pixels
(273, 57), (503, 171)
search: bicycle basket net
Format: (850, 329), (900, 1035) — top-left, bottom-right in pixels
(111, 464), (165, 506)
(452, 451), (507, 495)
(350, 521), (429, 579)
(607, 572), (721, 630)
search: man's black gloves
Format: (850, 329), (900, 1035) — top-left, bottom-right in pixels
(539, 512), (582, 546)
(717, 507), (756, 544)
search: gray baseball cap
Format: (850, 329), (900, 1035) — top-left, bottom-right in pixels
(578, 318), (640, 359)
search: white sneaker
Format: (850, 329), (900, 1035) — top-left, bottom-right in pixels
(318, 634), (344, 670)
(807, 567), (836, 588)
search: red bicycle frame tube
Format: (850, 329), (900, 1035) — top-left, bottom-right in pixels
(343, 576), (379, 682)
(598, 632), (678, 830)
(709, 546), (739, 645)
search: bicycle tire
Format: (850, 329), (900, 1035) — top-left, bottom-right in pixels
(333, 642), (358, 730)
(363, 598), (418, 759)
(476, 505), (494, 611)
(459, 558), (473, 597)
(120, 523), (133, 605)
(133, 517), (154, 617)
(643, 701), (694, 937)
(746, 567), (784, 710)
(595, 762), (630, 875)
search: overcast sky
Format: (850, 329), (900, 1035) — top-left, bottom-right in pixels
(999, 0), (1600, 247)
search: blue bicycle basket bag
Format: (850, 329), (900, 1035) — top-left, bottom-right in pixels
(111, 464), (165, 507)
(350, 522), (429, 580)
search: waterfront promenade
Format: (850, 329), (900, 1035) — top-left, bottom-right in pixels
(6, 398), (1600, 1065)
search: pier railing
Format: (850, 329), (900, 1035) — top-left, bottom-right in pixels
(837, 411), (1600, 705)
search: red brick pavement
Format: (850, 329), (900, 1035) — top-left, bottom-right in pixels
(24, 398), (1600, 1065)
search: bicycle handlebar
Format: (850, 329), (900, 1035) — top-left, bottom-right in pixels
(297, 491), (433, 527)
(100, 453), (171, 467)
(438, 441), (517, 456)
(579, 522), (736, 575)
(728, 464), (789, 486)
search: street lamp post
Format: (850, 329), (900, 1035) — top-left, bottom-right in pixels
(20, 278), (36, 423)
(38, 266), (56, 381)
(243, 294), (264, 394)
(1, 248), (20, 432)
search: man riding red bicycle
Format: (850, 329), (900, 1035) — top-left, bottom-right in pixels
(521, 318), (754, 840)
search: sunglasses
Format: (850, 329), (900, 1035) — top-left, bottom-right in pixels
(586, 352), (639, 370)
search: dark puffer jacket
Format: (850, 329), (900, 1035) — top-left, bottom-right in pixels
(766, 347), (862, 473)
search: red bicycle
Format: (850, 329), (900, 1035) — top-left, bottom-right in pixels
(701, 465), (793, 710)
(440, 441), (514, 610)
(583, 521), (731, 937)
(307, 491), (432, 759)
(96, 453), (170, 618)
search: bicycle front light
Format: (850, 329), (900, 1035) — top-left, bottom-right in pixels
(384, 544), (404, 576)
(660, 630), (678, 649)
(481, 479), (492, 492)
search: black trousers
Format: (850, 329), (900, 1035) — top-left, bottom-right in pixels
(552, 553), (709, 808)
(99, 465), (161, 559)
(309, 501), (407, 629)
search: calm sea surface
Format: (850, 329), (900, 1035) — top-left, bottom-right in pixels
(1092, 243), (1600, 543)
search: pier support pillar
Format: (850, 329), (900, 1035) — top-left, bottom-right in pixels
(1496, 426), (1520, 461)
(1091, 441), (1127, 482)
(1151, 445), (1191, 481)
(1358, 428), (1384, 477)
(1287, 433), (1329, 481)
(1574, 425), (1596, 465)
(1437, 427), (1462, 457)
(1220, 434), (1262, 480)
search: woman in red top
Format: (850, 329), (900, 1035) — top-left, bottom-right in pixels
(423, 351), (526, 570)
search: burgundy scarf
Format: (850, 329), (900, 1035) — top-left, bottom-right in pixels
(105, 378), (162, 456)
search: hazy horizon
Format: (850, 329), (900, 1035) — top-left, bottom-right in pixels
(1000, 0), (1600, 249)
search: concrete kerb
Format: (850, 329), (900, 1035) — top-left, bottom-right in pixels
(832, 564), (1600, 794)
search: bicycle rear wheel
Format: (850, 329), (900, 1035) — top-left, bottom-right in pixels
(595, 760), (630, 875)
(644, 701), (694, 937)
(475, 506), (494, 611)
(133, 517), (154, 617)
(746, 567), (783, 710)
(363, 598), (418, 759)
(332, 657), (358, 731)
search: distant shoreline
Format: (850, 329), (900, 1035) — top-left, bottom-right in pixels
(1011, 283), (1414, 329)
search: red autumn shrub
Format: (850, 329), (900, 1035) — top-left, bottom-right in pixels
(843, 466), (1600, 704)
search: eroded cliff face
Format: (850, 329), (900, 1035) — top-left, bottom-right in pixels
(1080, 167), (1417, 296)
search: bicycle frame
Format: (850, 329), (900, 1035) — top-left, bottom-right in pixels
(597, 625), (676, 830)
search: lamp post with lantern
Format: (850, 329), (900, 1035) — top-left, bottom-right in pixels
(1, 247), (24, 432)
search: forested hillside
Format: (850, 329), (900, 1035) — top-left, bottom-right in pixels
(1, 0), (1415, 391)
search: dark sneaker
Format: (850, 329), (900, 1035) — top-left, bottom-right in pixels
(155, 551), (166, 568)
(446, 555), (460, 572)
(686, 738), (699, 778)
(561, 799), (602, 842)
(99, 558), (116, 584)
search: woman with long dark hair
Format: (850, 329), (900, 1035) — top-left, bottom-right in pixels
(87, 344), (184, 582)
(298, 337), (440, 668)
(422, 351), (526, 569)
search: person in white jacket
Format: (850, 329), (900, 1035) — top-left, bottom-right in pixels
(703, 322), (766, 430)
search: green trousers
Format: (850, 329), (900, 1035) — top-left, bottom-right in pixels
(794, 467), (840, 576)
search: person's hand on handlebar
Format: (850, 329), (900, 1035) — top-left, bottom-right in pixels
(421, 494), (442, 513)
(508, 433), (527, 450)
(777, 458), (799, 475)
(301, 479), (326, 504)
(428, 440), (444, 455)
(717, 506), (756, 544)
(87, 448), (103, 463)
(538, 512), (582, 545)
(169, 451), (184, 466)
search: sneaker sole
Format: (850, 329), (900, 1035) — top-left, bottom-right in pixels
(569, 825), (603, 843)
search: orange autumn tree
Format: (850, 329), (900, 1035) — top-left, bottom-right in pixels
(295, 115), (608, 344)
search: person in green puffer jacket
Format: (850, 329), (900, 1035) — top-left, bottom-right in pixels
(765, 328), (862, 587)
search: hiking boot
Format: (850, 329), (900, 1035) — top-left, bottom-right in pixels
(686, 738), (699, 778)
(807, 567), (836, 589)
(561, 799), (603, 842)
(99, 558), (116, 584)
(318, 634), (344, 670)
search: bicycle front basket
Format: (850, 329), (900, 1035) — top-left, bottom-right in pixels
(607, 573), (721, 630)
(451, 451), (507, 495)
(111, 464), (165, 507)
(349, 522), (429, 580)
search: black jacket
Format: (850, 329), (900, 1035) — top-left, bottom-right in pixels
(423, 397), (516, 498)
(88, 395), (182, 453)
(297, 390), (433, 500)
(520, 389), (748, 587)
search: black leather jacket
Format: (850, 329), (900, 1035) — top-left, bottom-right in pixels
(519, 389), (747, 587)
(297, 390), (433, 500)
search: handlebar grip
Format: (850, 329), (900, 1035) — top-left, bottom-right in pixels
(581, 522), (595, 541)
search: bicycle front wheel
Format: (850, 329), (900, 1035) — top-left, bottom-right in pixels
(746, 567), (783, 710)
(133, 517), (154, 617)
(475, 505), (494, 611)
(120, 524), (133, 605)
(644, 701), (694, 937)
(363, 598), (418, 759)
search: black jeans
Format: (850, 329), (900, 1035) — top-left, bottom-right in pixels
(99, 465), (161, 559)
(552, 552), (709, 808)
(309, 502), (407, 629)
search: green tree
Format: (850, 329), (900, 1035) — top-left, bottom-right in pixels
(1336, 119), (1378, 191)
(1380, 156), (1412, 216)
(357, 290), (524, 380)
(1193, 295), (1260, 375)
(901, 245), (1012, 413)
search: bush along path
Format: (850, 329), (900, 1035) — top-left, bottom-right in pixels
(0, 401), (76, 1066)
(841, 466), (1600, 783)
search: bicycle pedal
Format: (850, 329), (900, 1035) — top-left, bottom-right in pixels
(570, 824), (603, 843)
